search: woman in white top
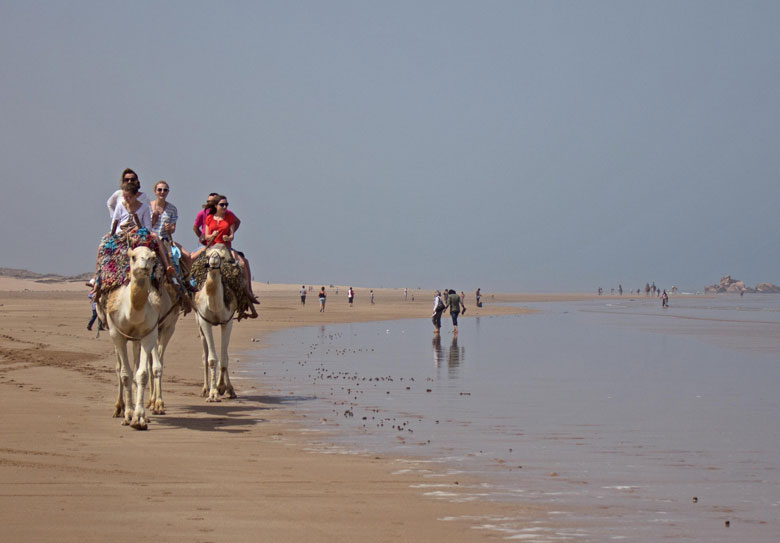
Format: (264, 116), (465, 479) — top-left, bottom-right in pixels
(150, 180), (178, 241)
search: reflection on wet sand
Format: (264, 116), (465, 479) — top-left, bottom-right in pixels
(432, 335), (464, 377)
(447, 336), (463, 377)
(432, 335), (444, 367)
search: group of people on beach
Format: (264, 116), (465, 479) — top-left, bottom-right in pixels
(595, 282), (672, 308)
(299, 285), (360, 313)
(88, 168), (260, 327)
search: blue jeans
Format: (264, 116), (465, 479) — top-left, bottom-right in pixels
(88, 309), (103, 330)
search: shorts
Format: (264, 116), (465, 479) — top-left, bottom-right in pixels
(301, 296), (306, 303)
(451, 311), (459, 326)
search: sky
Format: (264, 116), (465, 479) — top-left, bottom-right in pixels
(1, 1), (779, 293)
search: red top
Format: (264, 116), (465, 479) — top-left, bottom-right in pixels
(205, 213), (236, 247)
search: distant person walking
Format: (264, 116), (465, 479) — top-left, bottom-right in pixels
(475, 288), (482, 307)
(348, 287), (354, 306)
(432, 291), (446, 335)
(445, 289), (461, 335)
(662, 289), (669, 308)
(319, 287), (327, 312)
(86, 280), (104, 331)
(460, 291), (467, 314)
(300, 285), (306, 306)
(370, 290), (375, 305)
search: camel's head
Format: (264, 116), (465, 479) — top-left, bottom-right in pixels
(128, 246), (157, 280)
(205, 244), (232, 272)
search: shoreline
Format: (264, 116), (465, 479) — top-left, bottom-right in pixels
(1, 278), (592, 542)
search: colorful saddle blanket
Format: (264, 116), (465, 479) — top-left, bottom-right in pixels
(96, 228), (161, 292)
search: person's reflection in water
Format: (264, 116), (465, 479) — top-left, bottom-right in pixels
(447, 336), (463, 378)
(432, 334), (444, 369)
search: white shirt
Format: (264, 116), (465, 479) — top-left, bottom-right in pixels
(112, 198), (152, 231)
(107, 190), (150, 222)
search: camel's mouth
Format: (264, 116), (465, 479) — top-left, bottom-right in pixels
(132, 266), (153, 278)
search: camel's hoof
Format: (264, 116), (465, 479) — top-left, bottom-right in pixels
(227, 389), (237, 399)
(130, 417), (148, 430)
(201, 388), (209, 398)
(217, 384), (226, 395)
(153, 401), (165, 415)
(112, 407), (123, 418)
(206, 393), (221, 403)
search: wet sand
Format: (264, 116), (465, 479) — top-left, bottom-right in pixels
(250, 297), (780, 541)
(0, 279), (580, 543)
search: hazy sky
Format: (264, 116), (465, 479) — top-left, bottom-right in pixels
(2, 1), (779, 292)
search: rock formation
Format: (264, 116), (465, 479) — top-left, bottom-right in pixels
(705, 275), (780, 293)
(755, 282), (780, 293)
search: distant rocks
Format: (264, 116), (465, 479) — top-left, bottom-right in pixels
(0, 267), (91, 283)
(705, 275), (748, 293)
(755, 282), (780, 293)
(705, 275), (780, 294)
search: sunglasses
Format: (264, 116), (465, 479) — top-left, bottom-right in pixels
(156, 188), (169, 193)
(218, 202), (229, 207)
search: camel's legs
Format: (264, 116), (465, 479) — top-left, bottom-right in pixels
(198, 325), (210, 397)
(199, 318), (222, 402)
(150, 316), (175, 414)
(216, 320), (236, 398)
(131, 331), (156, 430)
(110, 328), (134, 426)
(113, 347), (124, 418)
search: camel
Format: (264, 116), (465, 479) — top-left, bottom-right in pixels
(97, 246), (173, 429)
(194, 244), (238, 401)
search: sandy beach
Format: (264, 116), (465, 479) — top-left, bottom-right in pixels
(0, 278), (594, 542)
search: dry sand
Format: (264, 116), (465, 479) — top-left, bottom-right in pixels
(0, 278), (598, 542)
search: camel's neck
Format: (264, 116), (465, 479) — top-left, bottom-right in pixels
(204, 269), (223, 308)
(130, 276), (150, 311)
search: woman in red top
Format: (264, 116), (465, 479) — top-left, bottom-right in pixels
(204, 195), (236, 247)
(203, 195), (258, 317)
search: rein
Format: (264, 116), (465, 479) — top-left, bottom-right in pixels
(195, 306), (235, 326)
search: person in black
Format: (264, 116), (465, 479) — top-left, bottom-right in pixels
(431, 291), (446, 334)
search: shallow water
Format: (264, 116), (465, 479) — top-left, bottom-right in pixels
(243, 295), (780, 541)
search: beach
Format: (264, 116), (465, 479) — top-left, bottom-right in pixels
(3, 280), (778, 542)
(0, 279), (560, 543)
